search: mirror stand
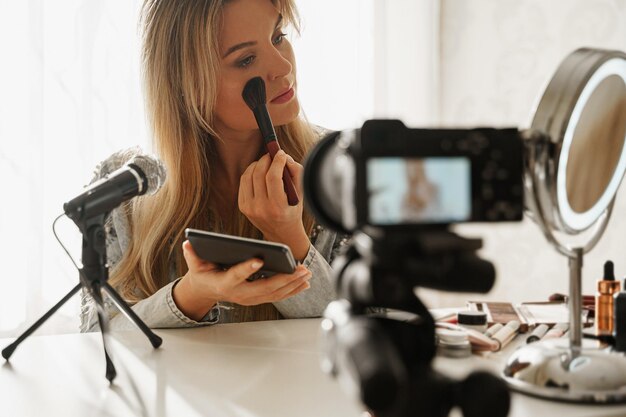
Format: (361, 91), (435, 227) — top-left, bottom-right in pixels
(504, 246), (626, 403)
(503, 144), (626, 402)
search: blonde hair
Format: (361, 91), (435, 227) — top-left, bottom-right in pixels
(111, 0), (316, 302)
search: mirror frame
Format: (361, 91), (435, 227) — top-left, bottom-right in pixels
(530, 48), (626, 234)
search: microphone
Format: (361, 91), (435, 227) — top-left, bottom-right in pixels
(242, 76), (299, 206)
(63, 154), (166, 222)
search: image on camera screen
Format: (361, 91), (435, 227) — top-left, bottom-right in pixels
(367, 157), (471, 225)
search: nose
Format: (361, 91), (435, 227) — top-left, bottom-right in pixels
(266, 47), (292, 81)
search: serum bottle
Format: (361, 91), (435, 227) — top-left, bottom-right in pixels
(596, 260), (621, 334)
(615, 278), (626, 352)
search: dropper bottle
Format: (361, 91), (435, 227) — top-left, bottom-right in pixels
(614, 278), (626, 352)
(596, 260), (621, 334)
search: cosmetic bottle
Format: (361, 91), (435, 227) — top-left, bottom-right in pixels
(457, 311), (488, 333)
(614, 278), (626, 352)
(436, 328), (471, 358)
(596, 261), (621, 334)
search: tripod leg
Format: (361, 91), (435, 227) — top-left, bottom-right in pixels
(2, 283), (82, 360)
(96, 309), (117, 383)
(102, 282), (163, 348)
(91, 280), (118, 383)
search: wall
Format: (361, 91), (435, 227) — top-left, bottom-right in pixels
(421, 0), (626, 307)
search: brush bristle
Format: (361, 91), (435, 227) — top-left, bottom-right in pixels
(242, 77), (267, 110)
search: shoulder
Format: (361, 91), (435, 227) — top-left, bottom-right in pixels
(310, 124), (335, 141)
(309, 223), (351, 264)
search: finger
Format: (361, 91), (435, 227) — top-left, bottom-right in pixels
(266, 150), (289, 203)
(239, 270), (310, 305)
(239, 162), (256, 208)
(270, 271), (311, 299)
(224, 257), (264, 284)
(247, 266), (310, 294)
(252, 153), (271, 200)
(182, 240), (219, 272)
(285, 155), (304, 198)
(277, 279), (311, 301)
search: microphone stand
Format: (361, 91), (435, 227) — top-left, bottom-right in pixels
(2, 213), (162, 383)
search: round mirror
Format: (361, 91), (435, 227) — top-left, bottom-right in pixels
(505, 48), (626, 403)
(530, 48), (626, 234)
(566, 74), (626, 215)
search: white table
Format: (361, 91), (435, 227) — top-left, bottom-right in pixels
(1, 319), (362, 417)
(2, 318), (626, 417)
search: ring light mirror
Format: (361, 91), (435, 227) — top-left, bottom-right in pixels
(504, 48), (626, 403)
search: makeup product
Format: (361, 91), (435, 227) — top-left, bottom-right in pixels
(457, 311), (488, 333)
(490, 320), (520, 350)
(517, 301), (570, 327)
(596, 260), (621, 334)
(614, 278), (626, 352)
(435, 322), (499, 352)
(549, 293), (595, 320)
(542, 322), (568, 340)
(430, 308), (459, 323)
(242, 77), (299, 206)
(548, 293), (595, 306)
(466, 301), (529, 333)
(484, 323), (503, 338)
(436, 328), (471, 358)
(526, 324), (549, 344)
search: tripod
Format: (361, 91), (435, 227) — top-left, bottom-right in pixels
(322, 230), (510, 417)
(2, 213), (162, 383)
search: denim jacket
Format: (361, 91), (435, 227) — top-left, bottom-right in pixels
(79, 148), (347, 332)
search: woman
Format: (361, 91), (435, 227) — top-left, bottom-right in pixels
(401, 160), (439, 222)
(80, 0), (344, 331)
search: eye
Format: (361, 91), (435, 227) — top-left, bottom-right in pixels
(273, 32), (287, 45)
(237, 55), (256, 68)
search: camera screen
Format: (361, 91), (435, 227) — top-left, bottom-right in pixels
(367, 157), (471, 224)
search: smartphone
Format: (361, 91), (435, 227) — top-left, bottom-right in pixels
(184, 228), (297, 280)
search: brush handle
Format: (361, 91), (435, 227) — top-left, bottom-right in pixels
(266, 140), (299, 206)
(251, 104), (299, 206)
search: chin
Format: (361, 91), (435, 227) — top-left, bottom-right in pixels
(270, 100), (300, 127)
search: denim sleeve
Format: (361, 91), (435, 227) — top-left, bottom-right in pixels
(273, 226), (349, 318)
(80, 279), (220, 332)
(79, 149), (220, 332)
(78, 209), (221, 332)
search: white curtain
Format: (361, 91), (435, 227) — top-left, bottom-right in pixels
(0, 0), (439, 336)
(0, 0), (148, 337)
(293, 0), (440, 129)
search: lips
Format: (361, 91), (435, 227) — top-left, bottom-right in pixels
(270, 86), (295, 104)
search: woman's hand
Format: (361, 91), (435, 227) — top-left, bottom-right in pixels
(173, 240), (312, 321)
(238, 150), (310, 260)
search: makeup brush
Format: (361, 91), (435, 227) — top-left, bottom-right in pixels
(242, 76), (299, 206)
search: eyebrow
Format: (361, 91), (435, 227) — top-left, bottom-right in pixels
(222, 14), (283, 59)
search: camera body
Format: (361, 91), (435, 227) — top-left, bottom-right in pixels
(305, 119), (524, 234)
(303, 119), (518, 417)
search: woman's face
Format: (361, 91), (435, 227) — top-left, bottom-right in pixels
(215, 0), (299, 135)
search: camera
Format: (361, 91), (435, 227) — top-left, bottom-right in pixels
(303, 119), (522, 417)
(304, 119), (524, 234)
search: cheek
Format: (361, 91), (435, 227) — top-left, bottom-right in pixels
(215, 77), (301, 130)
(214, 78), (259, 131)
(215, 45), (300, 131)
